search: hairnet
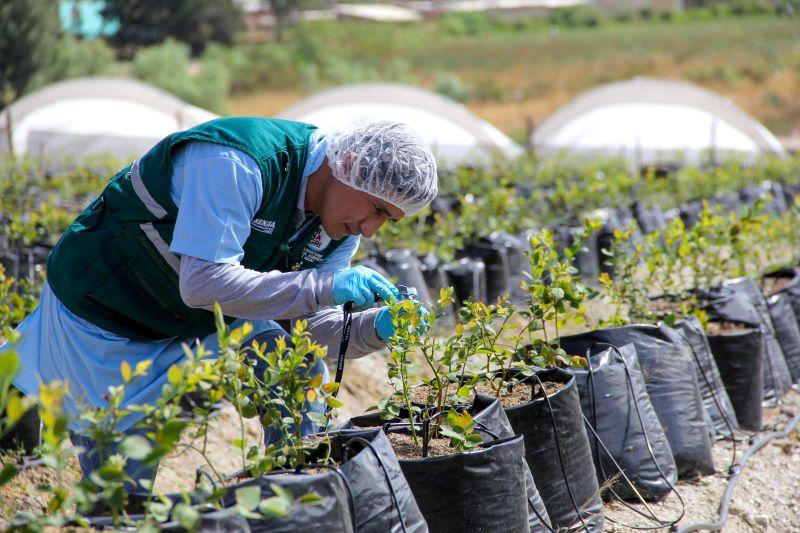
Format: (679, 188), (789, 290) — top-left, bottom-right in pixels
(325, 121), (438, 216)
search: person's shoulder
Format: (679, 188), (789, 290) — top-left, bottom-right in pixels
(176, 140), (260, 172)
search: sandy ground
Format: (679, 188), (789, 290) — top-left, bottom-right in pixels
(2, 358), (799, 532)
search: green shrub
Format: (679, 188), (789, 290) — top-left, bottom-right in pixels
(434, 73), (472, 102)
(132, 39), (229, 113)
(44, 35), (118, 82)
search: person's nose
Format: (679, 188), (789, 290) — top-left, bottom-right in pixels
(359, 216), (385, 238)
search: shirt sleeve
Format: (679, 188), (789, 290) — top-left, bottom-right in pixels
(169, 141), (263, 264)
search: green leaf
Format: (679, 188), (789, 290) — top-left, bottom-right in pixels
(0, 352), (19, 380)
(6, 394), (24, 424)
(236, 485), (261, 512)
(167, 365), (184, 386)
(173, 503), (200, 530)
(120, 435), (153, 461)
(298, 492), (323, 505)
(120, 361), (132, 383)
(259, 495), (291, 517)
(0, 463), (18, 486)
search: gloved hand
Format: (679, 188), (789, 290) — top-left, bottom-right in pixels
(333, 266), (399, 310)
(375, 304), (431, 341)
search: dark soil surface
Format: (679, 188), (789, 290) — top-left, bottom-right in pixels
(760, 275), (794, 296)
(474, 379), (565, 408)
(705, 321), (752, 334)
(388, 432), (460, 459)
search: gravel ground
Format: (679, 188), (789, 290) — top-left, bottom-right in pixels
(605, 390), (800, 532)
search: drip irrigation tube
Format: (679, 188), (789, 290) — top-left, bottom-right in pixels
(674, 407), (800, 533)
(531, 373), (590, 532)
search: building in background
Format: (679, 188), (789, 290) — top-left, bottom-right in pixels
(58, 1), (118, 39)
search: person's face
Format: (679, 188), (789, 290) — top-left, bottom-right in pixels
(318, 178), (405, 239)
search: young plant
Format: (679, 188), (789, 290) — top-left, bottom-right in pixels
(520, 227), (591, 368)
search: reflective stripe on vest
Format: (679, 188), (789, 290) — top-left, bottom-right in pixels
(131, 160), (168, 219)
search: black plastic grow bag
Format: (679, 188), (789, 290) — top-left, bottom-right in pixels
(570, 343), (677, 502)
(461, 237), (511, 303)
(304, 429), (428, 533)
(219, 468), (356, 532)
(706, 328), (764, 432)
(0, 388), (40, 454)
(488, 231), (528, 302)
(442, 257), (487, 306)
(719, 278), (793, 402)
(393, 432), (530, 533)
(470, 395), (552, 532)
(673, 317), (741, 439)
(550, 225), (600, 280)
(560, 324), (715, 478)
(379, 249), (433, 306)
(768, 292), (800, 385)
(500, 367), (605, 532)
(631, 203), (667, 235)
(345, 397), (551, 532)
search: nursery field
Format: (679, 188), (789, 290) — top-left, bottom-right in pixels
(228, 15), (800, 141)
(3, 152), (800, 530)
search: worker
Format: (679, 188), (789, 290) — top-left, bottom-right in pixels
(5, 117), (438, 483)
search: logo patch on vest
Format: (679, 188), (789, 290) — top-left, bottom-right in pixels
(251, 218), (276, 235)
(307, 226), (331, 252)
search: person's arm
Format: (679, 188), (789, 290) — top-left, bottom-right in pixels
(178, 256), (334, 319)
(169, 141), (334, 317)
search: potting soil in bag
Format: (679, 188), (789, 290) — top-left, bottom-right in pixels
(501, 367), (605, 532)
(762, 268), (800, 323)
(673, 317), (741, 439)
(768, 292), (800, 384)
(471, 395), (552, 532)
(392, 432), (530, 533)
(220, 469), (355, 532)
(344, 399), (550, 532)
(461, 237), (511, 302)
(723, 277), (793, 401)
(570, 343), (677, 502)
(705, 328), (764, 432)
(560, 324), (715, 478)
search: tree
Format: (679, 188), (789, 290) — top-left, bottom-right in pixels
(103, 0), (242, 58)
(0, 0), (60, 108)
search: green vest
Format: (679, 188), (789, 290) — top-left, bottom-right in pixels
(47, 117), (346, 341)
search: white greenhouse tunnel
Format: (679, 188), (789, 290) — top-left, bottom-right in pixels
(279, 83), (523, 169)
(532, 77), (786, 166)
(0, 77), (218, 162)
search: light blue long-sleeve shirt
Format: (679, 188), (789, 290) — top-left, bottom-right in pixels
(7, 134), (381, 432)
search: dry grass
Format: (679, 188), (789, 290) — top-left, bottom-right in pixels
(228, 16), (800, 139)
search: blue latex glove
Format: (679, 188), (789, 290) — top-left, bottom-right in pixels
(375, 305), (431, 341)
(333, 266), (399, 310)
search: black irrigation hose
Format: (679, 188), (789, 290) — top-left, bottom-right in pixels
(342, 435), (408, 533)
(674, 407), (800, 533)
(583, 343), (685, 531)
(674, 331), (739, 472)
(530, 373), (591, 532)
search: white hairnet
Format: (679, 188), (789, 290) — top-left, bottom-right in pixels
(325, 121), (438, 216)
